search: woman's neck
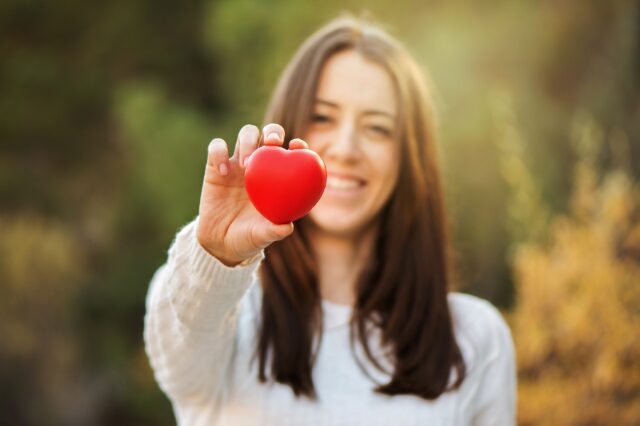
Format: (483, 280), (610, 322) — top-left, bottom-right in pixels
(306, 221), (379, 306)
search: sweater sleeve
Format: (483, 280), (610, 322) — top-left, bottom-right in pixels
(143, 217), (264, 419)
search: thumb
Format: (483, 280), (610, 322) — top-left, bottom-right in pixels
(256, 222), (294, 246)
(269, 222), (295, 241)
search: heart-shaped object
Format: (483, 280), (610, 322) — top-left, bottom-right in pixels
(244, 146), (327, 224)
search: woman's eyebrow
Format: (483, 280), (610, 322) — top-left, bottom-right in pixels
(363, 110), (395, 119)
(315, 98), (395, 119)
(315, 99), (339, 108)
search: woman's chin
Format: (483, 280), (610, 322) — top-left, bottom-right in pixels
(306, 209), (372, 237)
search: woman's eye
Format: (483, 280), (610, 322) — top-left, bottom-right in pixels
(311, 114), (332, 123)
(370, 125), (392, 136)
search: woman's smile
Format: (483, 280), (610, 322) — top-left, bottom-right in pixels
(324, 172), (367, 197)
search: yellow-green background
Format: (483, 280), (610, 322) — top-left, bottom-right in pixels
(1, 0), (638, 424)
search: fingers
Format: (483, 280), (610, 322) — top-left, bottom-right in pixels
(234, 124), (260, 168)
(235, 123), (286, 169)
(207, 138), (230, 176)
(261, 123), (285, 147)
(289, 138), (309, 150)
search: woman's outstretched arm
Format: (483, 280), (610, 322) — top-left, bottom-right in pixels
(144, 123), (296, 423)
(144, 218), (263, 422)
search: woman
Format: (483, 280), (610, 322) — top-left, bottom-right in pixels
(144, 15), (516, 426)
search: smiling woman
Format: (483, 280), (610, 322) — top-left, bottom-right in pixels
(144, 14), (516, 426)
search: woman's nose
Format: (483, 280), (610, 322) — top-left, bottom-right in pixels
(325, 122), (362, 163)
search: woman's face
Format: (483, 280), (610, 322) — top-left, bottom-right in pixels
(304, 49), (401, 237)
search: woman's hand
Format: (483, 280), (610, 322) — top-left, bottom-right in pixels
(196, 123), (308, 266)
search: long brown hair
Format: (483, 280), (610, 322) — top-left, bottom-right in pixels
(256, 15), (466, 400)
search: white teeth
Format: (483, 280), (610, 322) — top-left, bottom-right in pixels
(327, 176), (361, 190)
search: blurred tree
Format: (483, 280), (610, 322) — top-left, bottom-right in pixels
(0, 0), (216, 424)
(0, 214), (91, 425)
(500, 116), (640, 425)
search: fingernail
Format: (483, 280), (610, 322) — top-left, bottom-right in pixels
(218, 163), (228, 176)
(265, 132), (280, 142)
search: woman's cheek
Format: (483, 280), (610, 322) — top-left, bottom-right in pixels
(304, 135), (326, 155)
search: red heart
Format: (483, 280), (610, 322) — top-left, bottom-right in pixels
(244, 146), (327, 224)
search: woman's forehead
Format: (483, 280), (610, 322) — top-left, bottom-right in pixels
(315, 50), (397, 117)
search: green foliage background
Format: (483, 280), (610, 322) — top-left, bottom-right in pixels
(1, 0), (638, 424)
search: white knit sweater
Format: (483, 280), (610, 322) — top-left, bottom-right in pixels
(144, 218), (516, 425)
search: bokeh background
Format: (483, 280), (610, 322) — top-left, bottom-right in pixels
(1, 0), (638, 424)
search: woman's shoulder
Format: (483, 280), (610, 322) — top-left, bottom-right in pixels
(447, 292), (514, 369)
